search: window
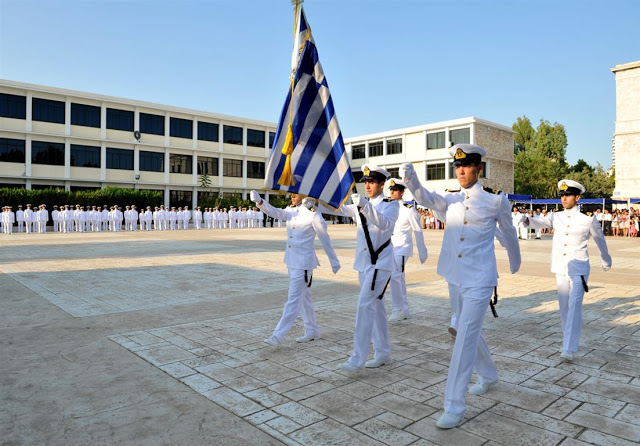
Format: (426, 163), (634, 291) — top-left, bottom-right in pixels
(351, 144), (365, 159)
(247, 129), (265, 148)
(32, 98), (65, 124)
(426, 163), (446, 180)
(247, 161), (265, 179)
(197, 156), (218, 175)
(106, 147), (134, 170)
(71, 103), (100, 128)
(223, 158), (242, 177)
(70, 144), (100, 167)
(269, 132), (276, 148)
(427, 131), (445, 149)
(107, 108), (134, 131)
(369, 141), (383, 157)
(480, 161), (487, 178)
(139, 151), (164, 172)
(387, 167), (399, 178)
(170, 190), (192, 208)
(198, 121), (219, 142)
(170, 117), (193, 139)
(0, 137), (25, 163)
(170, 154), (193, 174)
(223, 125), (243, 145)
(32, 141), (65, 165)
(140, 113), (164, 135)
(0, 93), (26, 119)
(450, 128), (470, 145)
(386, 138), (402, 155)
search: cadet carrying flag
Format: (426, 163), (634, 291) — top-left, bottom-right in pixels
(264, 1), (354, 209)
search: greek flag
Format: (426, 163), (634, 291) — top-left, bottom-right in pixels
(264, 3), (354, 209)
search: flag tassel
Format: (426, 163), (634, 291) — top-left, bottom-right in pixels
(277, 124), (296, 187)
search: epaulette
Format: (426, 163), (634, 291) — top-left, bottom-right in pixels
(383, 198), (394, 202)
(445, 189), (460, 193)
(403, 203), (414, 209)
(483, 187), (502, 195)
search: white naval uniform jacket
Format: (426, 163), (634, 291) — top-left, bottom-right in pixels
(258, 201), (339, 271)
(321, 194), (399, 272)
(406, 179), (520, 287)
(528, 206), (611, 276)
(392, 204), (424, 258)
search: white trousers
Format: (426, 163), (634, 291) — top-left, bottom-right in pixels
(390, 254), (410, 313)
(556, 274), (586, 353)
(272, 268), (319, 340)
(18, 221), (24, 232)
(38, 221), (46, 233)
(348, 267), (391, 368)
(444, 284), (497, 416)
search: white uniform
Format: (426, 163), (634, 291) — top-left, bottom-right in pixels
(24, 208), (34, 234)
(258, 200), (340, 341)
(527, 206), (611, 353)
(37, 208), (49, 233)
(406, 177), (520, 418)
(16, 209), (24, 232)
(193, 209), (202, 229)
(321, 194), (399, 368)
(390, 203), (428, 316)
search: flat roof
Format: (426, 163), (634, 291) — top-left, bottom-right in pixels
(611, 60), (640, 73)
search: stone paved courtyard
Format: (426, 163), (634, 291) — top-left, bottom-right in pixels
(1, 226), (639, 445)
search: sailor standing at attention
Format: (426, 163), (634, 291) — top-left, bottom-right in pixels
(521, 180), (611, 361)
(400, 144), (521, 429)
(251, 190), (341, 345)
(387, 178), (428, 322)
(317, 164), (399, 372)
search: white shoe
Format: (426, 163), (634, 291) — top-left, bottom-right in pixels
(469, 379), (498, 395)
(296, 333), (320, 343)
(338, 361), (363, 373)
(263, 335), (281, 346)
(436, 411), (464, 429)
(448, 326), (457, 338)
(388, 310), (405, 322)
(560, 350), (574, 361)
(365, 357), (391, 368)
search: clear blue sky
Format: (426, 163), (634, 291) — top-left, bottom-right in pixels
(1, 0), (638, 168)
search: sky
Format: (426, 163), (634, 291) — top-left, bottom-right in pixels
(1, 0), (638, 168)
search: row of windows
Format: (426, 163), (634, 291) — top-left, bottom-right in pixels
(349, 160), (487, 183)
(0, 94), (276, 146)
(351, 128), (471, 158)
(0, 137), (264, 176)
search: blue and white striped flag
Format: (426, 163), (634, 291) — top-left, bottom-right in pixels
(264, 2), (354, 209)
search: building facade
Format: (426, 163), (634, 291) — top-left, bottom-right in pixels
(0, 80), (277, 207)
(611, 60), (640, 199)
(345, 117), (515, 198)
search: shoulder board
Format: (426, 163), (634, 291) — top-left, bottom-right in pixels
(383, 198), (394, 202)
(483, 187), (502, 195)
(403, 203), (414, 209)
(445, 189), (460, 193)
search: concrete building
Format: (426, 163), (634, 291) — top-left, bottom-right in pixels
(611, 60), (640, 199)
(0, 80), (277, 208)
(345, 117), (516, 198)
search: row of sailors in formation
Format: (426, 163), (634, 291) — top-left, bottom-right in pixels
(1, 204), (280, 234)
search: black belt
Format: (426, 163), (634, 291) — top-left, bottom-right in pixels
(581, 276), (589, 293)
(304, 270), (313, 288)
(358, 209), (392, 293)
(371, 268), (392, 300)
(490, 286), (499, 318)
(402, 256), (405, 273)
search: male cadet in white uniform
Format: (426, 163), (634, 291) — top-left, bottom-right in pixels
(317, 164), (399, 372)
(24, 204), (34, 234)
(387, 179), (428, 322)
(16, 205), (24, 233)
(522, 179), (611, 361)
(400, 144), (521, 429)
(37, 204), (48, 233)
(251, 190), (341, 345)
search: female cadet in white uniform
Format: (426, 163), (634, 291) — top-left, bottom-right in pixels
(251, 190), (341, 345)
(387, 178), (428, 322)
(401, 144), (521, 429)
(523, 179), (611, 361)
(318, 164), (399, 372)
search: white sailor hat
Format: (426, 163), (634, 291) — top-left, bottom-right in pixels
(388, 178), (407, 190)
(557, 179), (585, 195)
(449, 144), (487, 166)
(361, 163), (390, 182)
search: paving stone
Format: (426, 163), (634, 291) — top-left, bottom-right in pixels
(202, 387), (264, 417)
(578, 429), (640, 446)
(301, 389), (385, 426)
(335, 381), (385, 400)
(265, 416), (303, 435)
(353, 418), (419, 446)
(575, 376), (640, 405)
(470, 380), (559, 412)
(565, 409), (640, 442)
(244, 388), (290, 408)
(542, 397), (582, 420)
(246, 409), (279, 425)
(273, 401), (326, 426)
(615, 403), (640, 425)
(290, 418), (386, 446)
(133, 343), (196, 366)
(462, 411), (565, 446)
(158, 362), (197, 379)
(368, 392), (432, 421)
(224, 375), (267, 393)
(195, 362), (246, 382)
(489, 403), (582, 437)
(374, 411), (416, 429)
(237, 361), (302, 385)
(405, 416), (486, 446)
(267, 375), (319, 394)
(180, 373), (221, 393)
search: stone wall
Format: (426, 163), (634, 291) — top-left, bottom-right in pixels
(475, 124), (515, 193)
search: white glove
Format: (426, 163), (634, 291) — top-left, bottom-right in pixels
(250, 190), (262, 204)
(399, 163), (415, 182)
(302, 197), (315, 210)
(602, 264), (611, 271)
(519, 214), (528, 225)
(510, 265), (520, 274)
(331, 263), (341, 274)
(351, 193), (363, 208)
(418, 247), (428, 264)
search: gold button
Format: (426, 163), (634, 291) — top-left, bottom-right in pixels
(465, 196), (470, 200)
(464, 221), (468, 225)
(458, 254), (462, 258)
(465, 206), (469, 210)
(288, 245), (291, 248)
(563, 253), (566, 256)
(460, 237), (464, 241)
(364, 248), (368, 251)
(565, 233), (568, 236)
(566, 225), (570, 228)
(564, 244), (567, 246)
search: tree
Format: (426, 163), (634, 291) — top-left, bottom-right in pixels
(566, 163), (614, 198)
(569, 159), (594, 174)
(512, 116), (535, 153)
(199, 172), (212, 188)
